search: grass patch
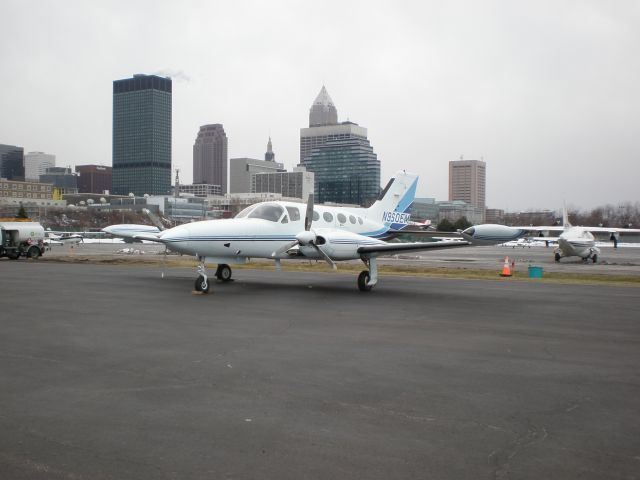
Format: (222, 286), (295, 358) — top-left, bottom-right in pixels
(37, 255), (640, 286)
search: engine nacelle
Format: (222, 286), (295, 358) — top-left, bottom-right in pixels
(314, 230), (383, 260)
(460, 224), (528, 245)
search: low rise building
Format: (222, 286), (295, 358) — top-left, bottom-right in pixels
(75, 165), (112, 194)
(176, 184), (222, 197)
(251, 167), (314, 200)
(229, 157), (284, 193)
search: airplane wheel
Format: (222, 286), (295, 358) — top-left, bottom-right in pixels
(216, 264), (232, 282)
(592, 254), (598, 263)
(554, 252), (561, 262)
(195, 275), (209, 293)
(357, 270), (372, 292)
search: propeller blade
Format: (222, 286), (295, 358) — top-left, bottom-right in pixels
(312, 243), (337, 270)
(271, 240), (299, 257)
(304, 193), (314, 231)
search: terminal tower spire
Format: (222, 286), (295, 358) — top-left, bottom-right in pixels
(309, 85), (338, 127)
(265, 136), (275, 162)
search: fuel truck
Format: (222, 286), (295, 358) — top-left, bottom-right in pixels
(0, 221), (45, 259)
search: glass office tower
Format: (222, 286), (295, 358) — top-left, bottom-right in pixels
(0, 144), (25, 180)
(112, 74), (172, 195)
(303, 136), (380, 206)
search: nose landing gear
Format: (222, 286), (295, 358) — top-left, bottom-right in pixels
(194, 259), (209, 293)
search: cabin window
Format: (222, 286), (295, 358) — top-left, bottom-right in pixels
(235, 205), (255, 218)
(286, 206), (301, 221)
(248, 203), (285, 222)
(337, 213), (347, 224)
(323, 212), (333, 223)
(349, 215), (356, 224)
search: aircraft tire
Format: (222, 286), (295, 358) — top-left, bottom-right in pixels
(357, 270), (372, 292)
(27, 246), (41, 259)
(216, 264), (232, 282)
(195, 275), (209, 293)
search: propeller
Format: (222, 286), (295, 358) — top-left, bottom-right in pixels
(271, 193), (337, 269)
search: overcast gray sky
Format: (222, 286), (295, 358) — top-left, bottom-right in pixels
(1, 0), (638, 211)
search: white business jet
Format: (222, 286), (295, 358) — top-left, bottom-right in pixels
(460, 207), (640, 263)
(103, 171), (470, 292)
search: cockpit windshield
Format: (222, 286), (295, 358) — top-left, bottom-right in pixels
(247, 203), (285, 222)
(235, 205), (255, 219)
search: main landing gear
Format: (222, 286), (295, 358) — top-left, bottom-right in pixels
(358, 257), (378, 292)
(215, 264), (233, 282)
(194, 260), (233, 293)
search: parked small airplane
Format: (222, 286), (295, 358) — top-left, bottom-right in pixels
(460, 207), (640, 263)
(44, 229), (84, 244)
(103, 171), (472, 292)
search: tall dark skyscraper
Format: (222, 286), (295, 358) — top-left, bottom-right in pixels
(193, 124), (228, 193)
(300, 87), (380, 206)
(0, 144), (25, 180)
(112, 74), (172, 196)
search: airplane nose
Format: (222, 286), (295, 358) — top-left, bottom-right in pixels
(161, 225), (190, 243)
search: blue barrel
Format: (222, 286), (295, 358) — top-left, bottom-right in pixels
(528, 266), (544, 278)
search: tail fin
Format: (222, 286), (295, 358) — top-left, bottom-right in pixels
(366, 170), (418, 229)
(562, 203), (571, 228)
(143, 208), (165, 231)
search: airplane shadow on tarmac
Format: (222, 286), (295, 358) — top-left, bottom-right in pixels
(145, 269), (489, 303)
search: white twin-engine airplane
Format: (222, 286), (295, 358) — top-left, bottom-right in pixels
(460, 208), (640, 263)
(103, 171), (471, 292)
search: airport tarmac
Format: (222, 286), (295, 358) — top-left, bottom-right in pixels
(1, 262), (639, 479)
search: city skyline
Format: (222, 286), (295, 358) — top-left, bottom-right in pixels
(1, 1), (639, 211)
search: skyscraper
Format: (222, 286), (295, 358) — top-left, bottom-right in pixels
(0, 144), (25, 180)
(299, 87), (380, 205)
(112, 74), (172, 196)
(309, 85), (338, 127)
(24, 152), (56, 181)
(193, 124), (227, 193)
(303, 136), (380, 205)
(449, 159), (486, 221)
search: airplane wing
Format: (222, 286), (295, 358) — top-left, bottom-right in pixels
(515, 225), (640, 235)
(132, 234), (167, 243)
(577, 226), (640, 234)
(357, 240), (470, 256)
(102, 224), (162, 242)
(514, 226), (565, 234)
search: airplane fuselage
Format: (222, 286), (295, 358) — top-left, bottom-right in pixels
(556, 227), (598, 261)
(160, 201), (393, 261)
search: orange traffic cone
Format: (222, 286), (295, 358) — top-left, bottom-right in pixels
(500, 256), (512, 277)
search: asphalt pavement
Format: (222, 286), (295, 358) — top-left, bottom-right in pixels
(1, 262), (639, 479)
